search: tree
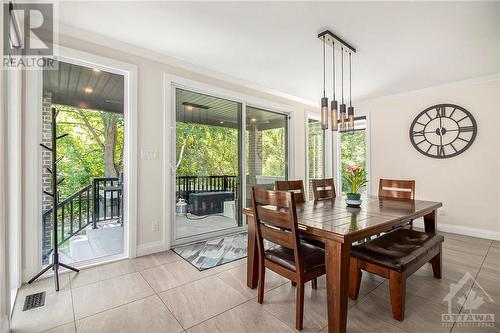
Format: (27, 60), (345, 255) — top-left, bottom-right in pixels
(55, 104), (124, 198)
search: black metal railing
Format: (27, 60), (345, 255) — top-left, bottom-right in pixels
(42, 177), (122, 262)
(176, 175), (238, 199)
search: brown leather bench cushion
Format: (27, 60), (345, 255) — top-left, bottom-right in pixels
(351, 229), (444, 272)
(265, 243), (325, 273)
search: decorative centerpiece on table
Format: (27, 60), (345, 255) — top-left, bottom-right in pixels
(342, 166), (368, 208)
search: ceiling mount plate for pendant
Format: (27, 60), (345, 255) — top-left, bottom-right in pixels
(317, 30), (356, 53)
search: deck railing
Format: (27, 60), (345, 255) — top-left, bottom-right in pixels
(42, 177), (122, 262)
(176, 175), (238, 199)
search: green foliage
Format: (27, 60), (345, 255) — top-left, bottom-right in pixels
(262, 128), (285, 176)
(176, 122), (238, 176)
(342, 166), (368, 194)
(340, 130), (367, 192)
(55, 105), (124, 199)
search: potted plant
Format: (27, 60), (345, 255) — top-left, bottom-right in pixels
(342, 166), (368, 207)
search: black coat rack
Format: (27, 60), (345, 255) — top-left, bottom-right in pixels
(28, 106), (79, 291)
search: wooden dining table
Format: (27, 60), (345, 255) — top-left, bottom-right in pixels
(243, 195), (442, 333)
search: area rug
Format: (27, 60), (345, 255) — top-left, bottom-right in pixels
(173, 232), (248, 271)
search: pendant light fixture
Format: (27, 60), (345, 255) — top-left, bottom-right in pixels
(348, 52), (355, 132)
(320, 36), (329, 130)
(339, 46), (347, 131)
(330, 41), (338, 131)
(317, 30), (356, 133)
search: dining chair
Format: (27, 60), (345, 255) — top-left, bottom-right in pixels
(378, 179), (415, 199)
(311, 178), (336, 201)
(275, 180), (306, 203)
(379, 179), (416, 228)
(251, 187), (326, 330)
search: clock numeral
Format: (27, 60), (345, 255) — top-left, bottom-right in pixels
(436, 106), (446, 118)
(437, 146), (446, 157)
(426, 144), (434, 154)
(412, 130), (425, 137)
(449, 143), (457, 153)
(459, 126), (474, 133)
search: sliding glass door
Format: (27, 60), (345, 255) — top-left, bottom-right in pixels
(245, 106), (289, 208)
(172, 88), (289, 244)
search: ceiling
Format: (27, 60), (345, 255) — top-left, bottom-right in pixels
(176, 88), (287, 130)
(44, 60), (124, 113)
(57, 1), (500, 104)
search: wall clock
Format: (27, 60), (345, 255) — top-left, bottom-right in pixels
(409, 104), (477, 159)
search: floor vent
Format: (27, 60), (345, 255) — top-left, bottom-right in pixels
(23, 291), (46, 311)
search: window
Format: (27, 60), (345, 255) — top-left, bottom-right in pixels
(307, 117), (325, 199)
(338, 117), (368, 194)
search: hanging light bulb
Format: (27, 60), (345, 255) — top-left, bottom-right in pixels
(348, 52), (355, 132)
(320, 36), (329, 130)
(339, 47), (347, 131)
(330, 41), (338, 131)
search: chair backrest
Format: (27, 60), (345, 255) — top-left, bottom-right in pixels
(311, 178), (336, 201)
(274, 180), (306, 203)
(378, 179), (415, 200)
(251, 187), (302, 272)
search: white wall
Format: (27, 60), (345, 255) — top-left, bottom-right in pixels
(358, 77), (500, 237)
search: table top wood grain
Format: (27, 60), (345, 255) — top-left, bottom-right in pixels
(243, 196), (442, 243)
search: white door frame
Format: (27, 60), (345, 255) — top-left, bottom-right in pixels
(163, 74), (294, 248)
(24, 46), (137, 280)
(6, 68), (22, 312)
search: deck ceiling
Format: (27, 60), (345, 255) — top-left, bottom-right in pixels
(176, 89), (286, 131)
(43, 60), (124, 113)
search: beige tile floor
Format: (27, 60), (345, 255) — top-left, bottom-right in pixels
(10, 231), (500, 333)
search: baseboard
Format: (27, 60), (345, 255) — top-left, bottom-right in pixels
(413, 220), (500, 241)
(1, 314), (10, 333)
(136, 240), (166, 257)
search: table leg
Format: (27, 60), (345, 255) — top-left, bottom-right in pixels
(325, 239), (350, 333)
(246, 214), (258, 289)
(424, 209), (437, 234)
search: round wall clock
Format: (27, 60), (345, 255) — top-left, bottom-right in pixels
(409, 104), (477, 159)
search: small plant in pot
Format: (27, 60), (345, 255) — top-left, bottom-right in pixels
(342, 166), (368, 207)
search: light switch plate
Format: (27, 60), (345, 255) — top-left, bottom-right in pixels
(141, 150), (159, 160)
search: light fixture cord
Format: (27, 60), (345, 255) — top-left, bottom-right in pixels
(349, 52), (352, 107)
(332, 42), (335, 100)
(323, 36), (326, 98)
(341, 46), (344, 104)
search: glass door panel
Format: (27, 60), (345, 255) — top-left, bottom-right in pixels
(307, 118), (325, 199)
(245, 106), (288, 208)
(174, 88), (242, 241)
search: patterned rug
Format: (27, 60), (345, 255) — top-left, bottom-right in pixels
(173, 232), (249, 271)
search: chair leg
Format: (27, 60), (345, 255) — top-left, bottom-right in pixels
(348, 257), (362, 300)
(257, 260), (265, 304)
(311, 278), (317, 290)
(389, 270), (405, 321)
(430, 246), (442, 279)
(295, 283), (305, 330)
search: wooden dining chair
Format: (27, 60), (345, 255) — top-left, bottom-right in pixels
(275, 180), (306, 203)
(378, 179), (415, 200)
(379, 179), (416, 228)
(251, 187), (326, 330)
(311, 178), (336, 201)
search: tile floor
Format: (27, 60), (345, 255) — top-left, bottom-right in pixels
(10, 231), (500, 333)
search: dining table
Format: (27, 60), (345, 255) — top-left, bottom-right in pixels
(243, 195), (442, 333)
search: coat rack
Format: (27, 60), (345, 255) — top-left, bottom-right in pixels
(28, 106), (79, 291)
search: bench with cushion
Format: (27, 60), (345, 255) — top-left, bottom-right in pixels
(349, 228), (444, 320)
